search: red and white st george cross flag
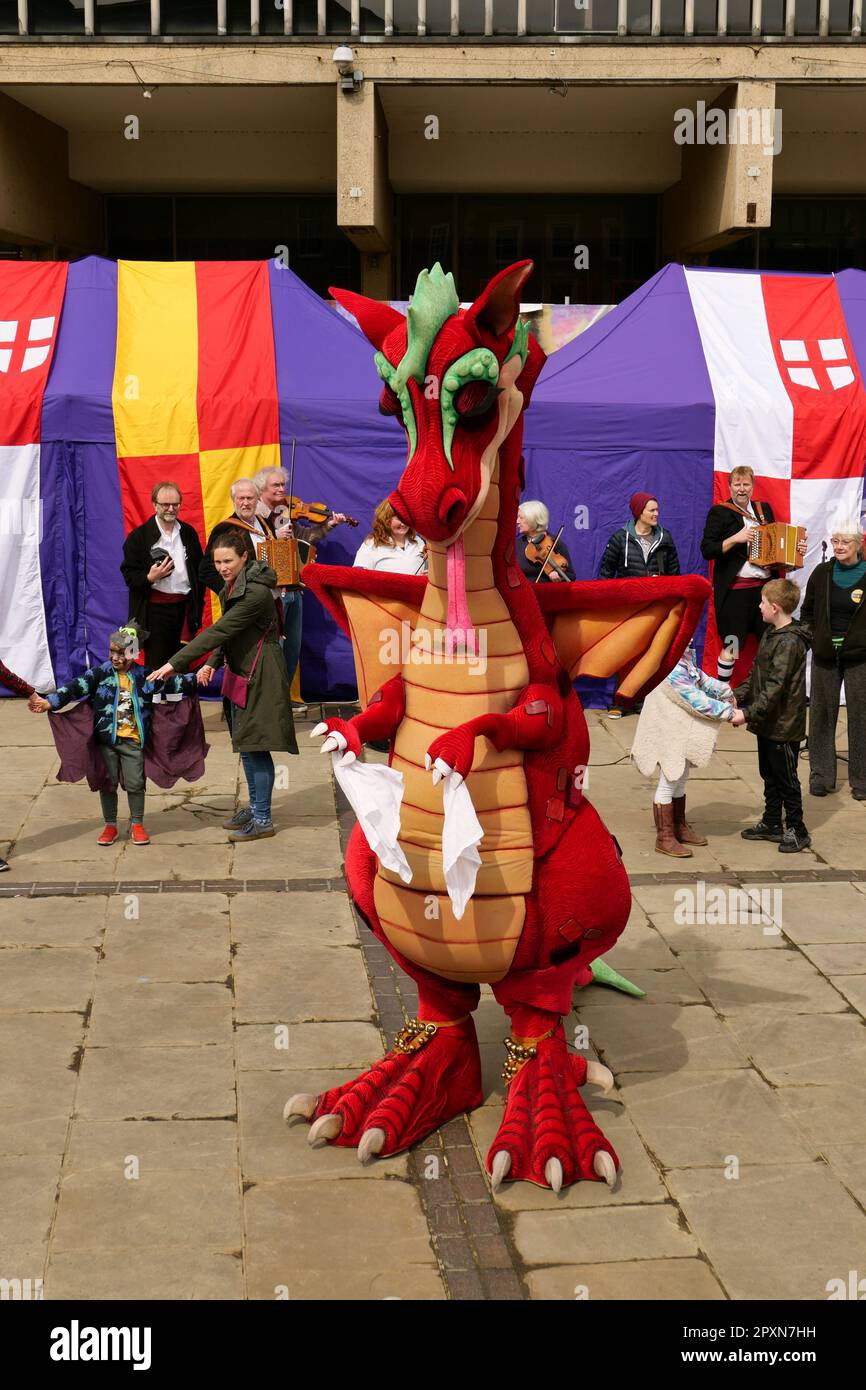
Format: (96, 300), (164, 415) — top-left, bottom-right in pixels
(686, 269), (866, 675)
(0, 262), (67, 690)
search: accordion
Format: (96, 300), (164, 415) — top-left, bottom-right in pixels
(749, 523), (806, 569)
(256, 536), (300, 587)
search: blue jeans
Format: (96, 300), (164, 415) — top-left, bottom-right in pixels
(281, 589), (303, 693)
(240, 751), (275, 824)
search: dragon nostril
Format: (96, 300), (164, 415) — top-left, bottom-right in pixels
(438, 488), (467, 532)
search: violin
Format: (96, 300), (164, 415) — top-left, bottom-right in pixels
(286, 497), (358, 529)
(525, 526), (572, 583)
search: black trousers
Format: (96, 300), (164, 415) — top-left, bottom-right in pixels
(144, 600), (186, 670)
(716, 585), (766, 656)
(757, 736), (805, 830)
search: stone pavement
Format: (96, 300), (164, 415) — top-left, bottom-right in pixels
(1, 699), (864, 1301)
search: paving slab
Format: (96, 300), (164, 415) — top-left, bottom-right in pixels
(45, 1248), (244, 1300)
(726, 1012), (866, 1086)
(615, 1069), (818, 1167)
(829, 975), (866, 1016)
(778, 1081), (866, 1146)
(0, 1156), (62, 1248)
(233, 939), (372, 1024)
(512, 1201), (698, 1266)
(675, 948), (849, 1017)
(64, 1119), (238, 1173)
(0, 897), (108, 946)
(235, 1020), (383, 1072)
(51, 1169), (243, 1252)
(243, 1177), (444, 1301)
(230, 891), (357, 947)
(231, 827), (343, 878)
(74, 1045), (235, 1120)
(527, 1258), (727, 1301)
(588, 1002), (749, 1074)
(666, 1162), (866, 1300)
(87, 982), (234, 1047)
(0, 946), (96, 1013)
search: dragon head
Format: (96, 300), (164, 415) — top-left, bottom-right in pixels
(330, 260), (545, 545)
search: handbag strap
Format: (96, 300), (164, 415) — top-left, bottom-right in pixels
(246, 620), (276, 681)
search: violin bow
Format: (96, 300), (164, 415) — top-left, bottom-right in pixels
(534, 524), (566, 582)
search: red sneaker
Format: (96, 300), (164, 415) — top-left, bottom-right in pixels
(97, 825), (119, 846)
(130, 824), (150, 846)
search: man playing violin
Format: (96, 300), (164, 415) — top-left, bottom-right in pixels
(517, 500), (575, 583)
(254, 466), (351, 714)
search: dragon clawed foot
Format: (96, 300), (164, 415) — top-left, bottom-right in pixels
(486, 1030), (619, 1193)
(284, 1015), (483, 1162)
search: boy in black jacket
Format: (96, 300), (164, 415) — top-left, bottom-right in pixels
(732, 577), (812, 853)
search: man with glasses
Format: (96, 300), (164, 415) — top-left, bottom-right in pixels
(121, 481), (205, 669)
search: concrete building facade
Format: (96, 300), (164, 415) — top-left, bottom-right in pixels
(2, 5), (866, 298)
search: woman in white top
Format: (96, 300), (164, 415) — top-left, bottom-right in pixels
(353, 500), (427, 575)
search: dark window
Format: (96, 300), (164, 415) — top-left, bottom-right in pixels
(359, 0), (385, 33)
(795, 0), (819, 31)
(493, 0), (518, 31)
(627, 0), (652, 32)
(460, 0), (487, 33)
(527, 0), (556, 30)
(693, 0), (717, 31)
(159, 0), (219, 33)
(707, 199), (866, 276)
(106, 196), (174, 260)
(726, 0), (751, 30)
(398, 193), (657, 305)
(95, 0), (151, 33)
(761, 0), (784, 31)
(27, 0), (85, 32)
(829, 0), (852, 30)
(555, 0), (619, 30)
(106, 194), (360, 298)
(660, 0), (685, 33)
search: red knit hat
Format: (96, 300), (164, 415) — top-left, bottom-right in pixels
(629, 491), (656, 520)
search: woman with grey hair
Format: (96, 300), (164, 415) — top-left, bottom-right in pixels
(801, 522), (866, 800)
(516, 499), (575, 583)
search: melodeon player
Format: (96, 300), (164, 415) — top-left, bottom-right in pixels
(701, 465), (808, 683)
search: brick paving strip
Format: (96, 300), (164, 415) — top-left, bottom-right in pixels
(2, 867), (864, 897)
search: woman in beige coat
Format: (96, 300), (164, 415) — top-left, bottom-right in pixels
(631, 645), (739, 857)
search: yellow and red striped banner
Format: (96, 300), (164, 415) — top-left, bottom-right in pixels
(112, 261), (282, 622)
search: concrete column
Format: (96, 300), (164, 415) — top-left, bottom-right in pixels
(663, 81), (777, 260)
(0, 92), (103, 255)
(336, 79), (394, 292)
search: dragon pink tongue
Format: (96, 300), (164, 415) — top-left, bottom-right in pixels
(445, 535), (478, 657)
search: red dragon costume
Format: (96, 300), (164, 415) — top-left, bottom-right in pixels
(286, 261), (709, 1191)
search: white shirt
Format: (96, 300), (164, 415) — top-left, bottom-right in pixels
(736, 502), (772, 581)
(152, 519), (191, 595)
(353, 536), (427, 575)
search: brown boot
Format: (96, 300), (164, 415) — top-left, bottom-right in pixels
(672, 796), (708, 847)
(653, 802), (692, 858)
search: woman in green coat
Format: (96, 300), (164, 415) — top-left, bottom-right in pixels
(151, 528), (297, 841)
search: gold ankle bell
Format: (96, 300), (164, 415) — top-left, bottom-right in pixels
(393, 1018), (438, 1055)
(502, 1036), (538, 1085)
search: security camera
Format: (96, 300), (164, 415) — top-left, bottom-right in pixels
(332, 46), (354, 68)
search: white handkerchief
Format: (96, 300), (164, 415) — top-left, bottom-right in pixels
(441, 775), (483, 921)
(332, 756), (412, 884)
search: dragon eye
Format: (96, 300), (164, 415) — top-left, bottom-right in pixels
(379, 384), (402, 418)
(452, 381), (501, 420)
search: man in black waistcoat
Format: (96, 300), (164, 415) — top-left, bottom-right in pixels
(120, 481), (204, 670)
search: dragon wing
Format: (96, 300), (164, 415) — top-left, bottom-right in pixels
(535, 575), (711, 704)
(302, 564), (426, 706)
